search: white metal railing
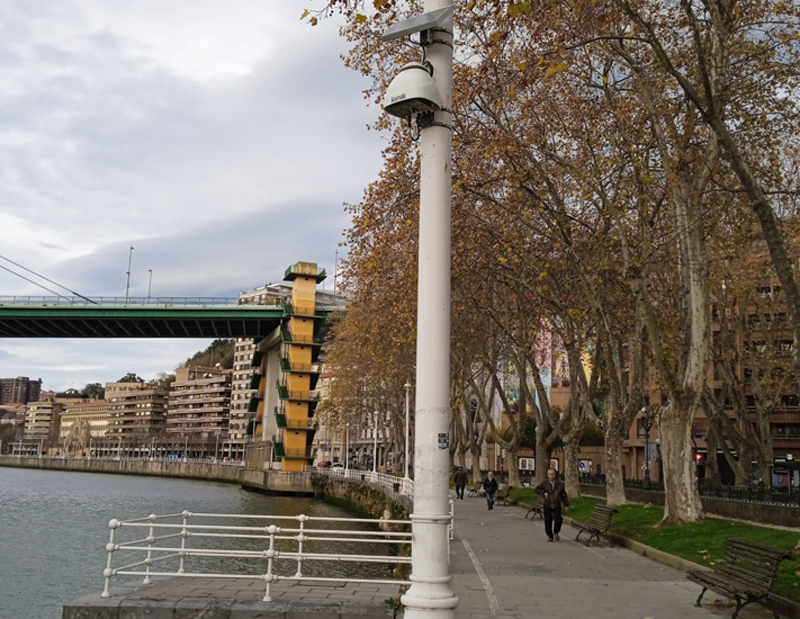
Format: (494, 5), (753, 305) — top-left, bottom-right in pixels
(308, 468), (455, 544)
(101, 511), (412, 602)
(309, 466), (415, 497)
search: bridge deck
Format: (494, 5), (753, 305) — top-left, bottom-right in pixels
(0, 305), (288, 338)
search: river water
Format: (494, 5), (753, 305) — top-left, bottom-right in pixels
(0, 467), (388, 619)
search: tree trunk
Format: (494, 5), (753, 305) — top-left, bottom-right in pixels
(704, 425), (720, 487)
(472, 455), (482, 485)
(562, 439), (581, 498)
(507, 450), (520, 487)
(604, 431), (627, 506)
(535, 424), (549, 484)
(660, 408), (704, 523)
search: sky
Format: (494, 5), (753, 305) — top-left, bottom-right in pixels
(0, 0), (386, 391)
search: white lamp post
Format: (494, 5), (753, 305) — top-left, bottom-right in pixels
(373, 410), (379, 474)
(380, 3), (457, 617)
(345, 422), (350, 474)
(404, 382), (411, 479)
(125, 245), (134, 305)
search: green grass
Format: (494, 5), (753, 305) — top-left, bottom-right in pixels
(508, 490), (800, 603)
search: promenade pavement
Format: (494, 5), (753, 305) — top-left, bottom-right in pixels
(448, 490), (763, 619)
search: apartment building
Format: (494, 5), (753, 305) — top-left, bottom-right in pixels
(0, 376), (42, 405)
(167, 366), (231, 457)
(105, 381), (167, 438)
(23, 401), (64, 446)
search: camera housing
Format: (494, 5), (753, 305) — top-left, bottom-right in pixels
(383, 62), (442, 120)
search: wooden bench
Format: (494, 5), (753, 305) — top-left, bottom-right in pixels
(466, 483), (483, 498)
(571, 505), (617, 545)
(687, 538), (790, 619)
(524, 494), (544, 520)
(494, 485), (512, 506)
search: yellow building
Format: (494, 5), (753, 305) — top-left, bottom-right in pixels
(257, 262), (326, 471)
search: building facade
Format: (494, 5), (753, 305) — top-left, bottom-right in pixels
(0, 376), (42, 405)
(167, 366), (231, 458)
(105, 381), (167, 438)
(59, 400), (110, 441)
(23, 401), (64, 446)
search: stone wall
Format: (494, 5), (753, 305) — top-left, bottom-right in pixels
(0, 456), (242, 483)
(579, 483), (800, 528)
(240, 468), (314, 495)
(311, 474), (412, 520)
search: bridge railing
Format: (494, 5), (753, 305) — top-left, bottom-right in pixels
(309, 468), (455, 546)
(0, 295), (283, 307)
(310, 466), (415, 498)
(101, 510), (412, 602)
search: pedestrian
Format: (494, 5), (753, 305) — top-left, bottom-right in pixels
(454, 466), (468, 500)
(483, 471), (498, 510)
(534, 468), (569, 542)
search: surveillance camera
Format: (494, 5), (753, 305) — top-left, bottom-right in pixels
(383, 62), (441, 120)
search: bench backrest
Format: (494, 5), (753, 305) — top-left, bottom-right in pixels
(588, 505), (618, 532)
(717, 539), (790, 589)
(498, 485), (511, 497)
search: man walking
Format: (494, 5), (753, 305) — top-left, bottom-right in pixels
(483, 471), (498, 510)
(534, 468), (569, 541)
(454, 466), (468, 500)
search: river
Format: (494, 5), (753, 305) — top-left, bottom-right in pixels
(0, 467), (386, 619)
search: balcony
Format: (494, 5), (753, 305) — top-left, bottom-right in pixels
(276, 381), (321, 402)
(279, 327), (324, 347)
(247, 394), (262, 413)
(283, 300), (326, 319)
(274, 411), (316, 430)
(249, 373), (262, 391)
(251, 349), (264, 368)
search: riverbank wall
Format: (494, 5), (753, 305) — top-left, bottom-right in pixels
(0, 457), (314, 494)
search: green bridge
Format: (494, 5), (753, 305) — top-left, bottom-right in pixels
(0, 296), (290, 338)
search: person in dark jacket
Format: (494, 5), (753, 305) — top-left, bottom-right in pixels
(453, 467), (469, 500)
(534, 468), (569, 541)
(483, 471), (499, 510)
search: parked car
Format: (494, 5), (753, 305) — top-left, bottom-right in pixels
(331, 462), (345, 469)
(316, 460), (332, 468)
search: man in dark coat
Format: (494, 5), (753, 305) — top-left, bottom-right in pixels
(453, 467), (468, 500)
(534, 468), (569, 541)
(483, 471), (499, 510)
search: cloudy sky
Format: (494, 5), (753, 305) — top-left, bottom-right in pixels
(0, 0), (386, 391)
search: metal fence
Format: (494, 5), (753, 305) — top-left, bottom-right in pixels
(101, 511), (412, 602)
(309, 467), (456, 546)
(0, 295), (248, 307)
(578, 474), (800, 506)
(310, 466), (415, 498)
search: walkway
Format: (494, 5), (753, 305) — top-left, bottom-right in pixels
(448, 490), (764, 619)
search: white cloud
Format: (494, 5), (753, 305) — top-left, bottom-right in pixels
(0, 0), (386, 391)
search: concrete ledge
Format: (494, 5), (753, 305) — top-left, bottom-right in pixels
(63, 589), (396, 619)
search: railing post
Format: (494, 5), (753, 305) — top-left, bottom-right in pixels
(143, 515), (156, 585)
(178, 510), (190, 574)
(448, 500), (454, 542)
(101, 519), (119, 598)
(295, 515), (307, 578)
(263, 524), (279, 602)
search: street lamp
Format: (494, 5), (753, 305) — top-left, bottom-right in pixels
(380, 3), (457, 618)
(404, 381), (411, 479)
(345, 422), (350, 474)
(125, 245), (134, 304)
(639, 406), (654, 488)
(215, 432), (220, 463)
(373, 410), (379, 474)
(147, 269), (153, 303)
